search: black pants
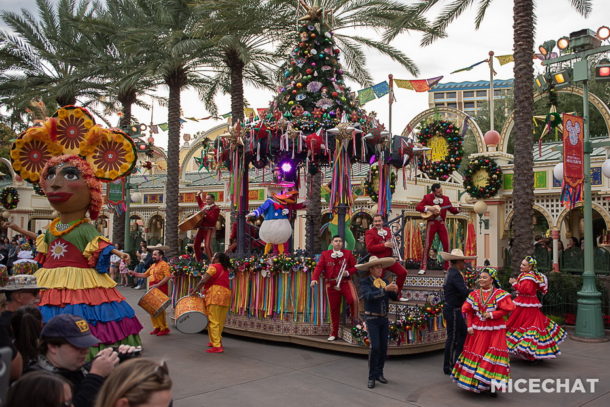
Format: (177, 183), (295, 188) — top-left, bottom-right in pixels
(367, 316), (388, 380)
(443, 306), (466, 374)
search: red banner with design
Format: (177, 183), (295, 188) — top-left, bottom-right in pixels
(561, 114), (584, 208)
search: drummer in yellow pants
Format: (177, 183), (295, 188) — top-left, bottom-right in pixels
(191, 253), (232, 353)
(131, 249), (172, 336)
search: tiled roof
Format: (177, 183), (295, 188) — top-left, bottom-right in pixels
(533, 138), (608, 162)
(431, 79), (514, 91)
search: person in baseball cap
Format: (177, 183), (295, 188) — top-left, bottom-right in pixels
(40, 314), (100, 349)
(28, 314), (122, 407)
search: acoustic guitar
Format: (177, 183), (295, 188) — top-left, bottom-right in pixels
(420, 204), (455, 220)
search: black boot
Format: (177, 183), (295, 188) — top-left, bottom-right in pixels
(367, 379), (375, 389)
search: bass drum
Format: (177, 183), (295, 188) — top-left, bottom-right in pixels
(174, 295), (208, 334)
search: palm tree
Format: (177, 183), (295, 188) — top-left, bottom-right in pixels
(115, 0), (216, 257)
(397, 0), (591, 272)
(77, 0), (161, 246)
(0, 0), (104, 111)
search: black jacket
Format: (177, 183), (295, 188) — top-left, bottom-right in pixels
(443, 267), (471, 308)
(27, 356), (104, 407)
(359, 276), (398, 316)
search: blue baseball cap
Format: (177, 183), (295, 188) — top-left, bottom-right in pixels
(41, 314), (100, 348)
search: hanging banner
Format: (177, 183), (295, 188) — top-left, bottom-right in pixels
(561, 114), (584, 208)
(107, 177), (126, 205)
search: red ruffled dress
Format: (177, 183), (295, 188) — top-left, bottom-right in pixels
(452, 288), (515, 393)
(506, 271), (566, 360)
(35, 222), (143, 354)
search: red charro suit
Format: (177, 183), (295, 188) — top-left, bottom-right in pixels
(364, 227), (407, 295)
(312, 249), (358, 337)
(194, 195), (220, 261)
(416, 193), (459, 270)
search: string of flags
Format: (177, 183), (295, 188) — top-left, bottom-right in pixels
(357, 76), (444, 105)
(146, 52), (539, 122)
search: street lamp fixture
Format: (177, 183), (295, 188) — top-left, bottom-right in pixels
(538, 40), (556, 58)
(551, 69), (573, 88)
(473, 200), (489, 233)
(594, 59), (610, 80)
(557, 36), (570, 51)
(542, 30), (610, 340)
(534, 73), (550, 92)
(597, 26), (610, 41)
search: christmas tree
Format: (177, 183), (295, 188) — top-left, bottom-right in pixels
(271, 10), (363, 135)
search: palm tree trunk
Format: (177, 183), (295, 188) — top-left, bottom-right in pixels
(164, 71), (186, 257)
(227, 49), (248, 256)
(111, 98), (134, 247)
(511, 0), (535, 272)
(306, 169), (322, 255)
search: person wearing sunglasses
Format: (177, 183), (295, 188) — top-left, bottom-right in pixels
(4, 370), (73, 407)
(94, 358), (172, 407)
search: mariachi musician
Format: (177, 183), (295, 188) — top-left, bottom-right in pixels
(310, 235), (358, 341)
(193, 191), (220, 261)
(415, 183), (460, 274)
(364, 214), (408, 301)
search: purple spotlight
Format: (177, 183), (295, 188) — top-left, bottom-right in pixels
(280, 161), (293, 173)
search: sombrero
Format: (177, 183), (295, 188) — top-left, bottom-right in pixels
(355, 256), (396, 271)
(439, 249), (477, 261)
(0, 274), (45, 292)
(147, 245), (169, 252)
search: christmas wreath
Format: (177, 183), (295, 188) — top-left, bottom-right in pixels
(463, 156), (502, 199)
(0, 187), (19, 210)
(417, 119), (463, 180)
(364, 163), (396, 202)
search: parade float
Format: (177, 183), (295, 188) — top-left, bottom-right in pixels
(167, 2), (463, 355)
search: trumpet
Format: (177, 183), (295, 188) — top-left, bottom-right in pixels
(391, 234), (403, 262)
(334, 259), (347, 291)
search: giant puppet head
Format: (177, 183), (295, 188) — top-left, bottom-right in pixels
(10, 106), (137, 220)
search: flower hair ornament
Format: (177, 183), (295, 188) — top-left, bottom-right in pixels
(10, 106), (137, 220)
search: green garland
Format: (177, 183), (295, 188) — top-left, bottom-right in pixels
(0, 187), (19, 210)
(417, 119), (463, 180)
(463, 156), (503, 199)
(364, 163), (396, 202)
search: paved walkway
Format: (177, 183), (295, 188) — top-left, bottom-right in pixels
(121, 288), (609, 407)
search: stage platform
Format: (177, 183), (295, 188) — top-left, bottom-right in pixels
(172, 268), (447, 356)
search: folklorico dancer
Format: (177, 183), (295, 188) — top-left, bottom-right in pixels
(505, 256), (567, 360)
(191, 253), (232, 353)
(364, 214), (408, 301)
(440, 249), (475, 375)
(193, 191), (220, 262)
(311, 235), (358, 341)
(451, 267), (515, 394)
(356, 256), (398, 389)
(130, 249), (172, 336)
(416, 183), (460, 274)
(9, 105), (143, 352)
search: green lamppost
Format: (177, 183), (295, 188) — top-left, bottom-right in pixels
(542, 28), (610, 340)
